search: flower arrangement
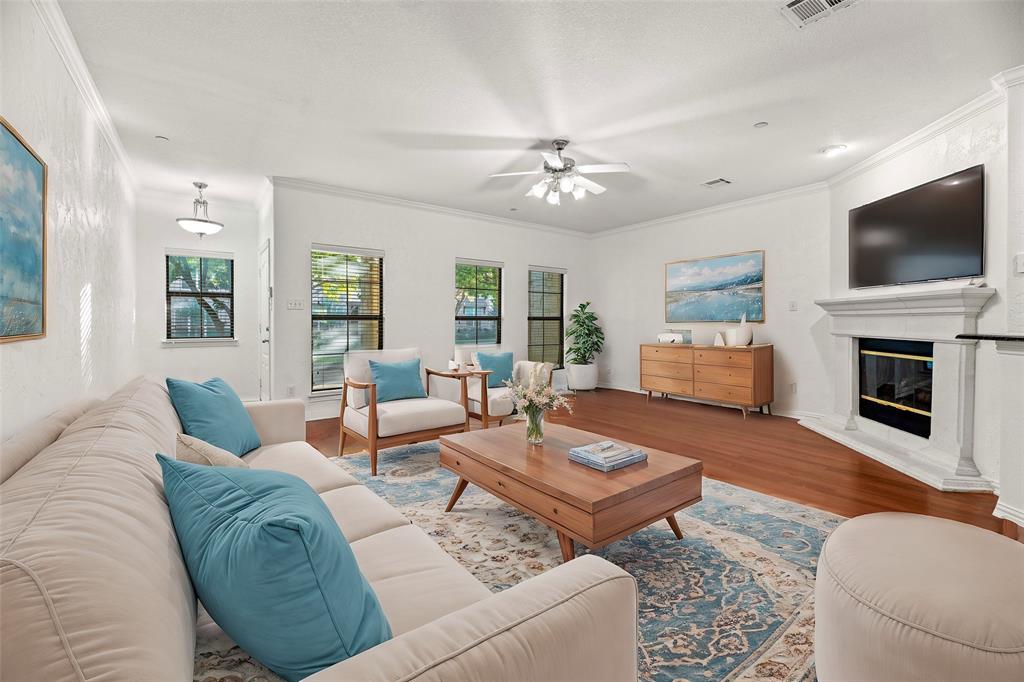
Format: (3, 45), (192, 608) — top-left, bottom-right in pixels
(505, 380), (573, 444)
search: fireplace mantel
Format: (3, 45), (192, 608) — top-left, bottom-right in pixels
(800, 285), (997, 492)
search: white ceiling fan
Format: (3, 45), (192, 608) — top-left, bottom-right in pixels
(489, 139), (630, 205)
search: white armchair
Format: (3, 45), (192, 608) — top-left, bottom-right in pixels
(449, 346), (554, 428)
(339, 348), (470, 475)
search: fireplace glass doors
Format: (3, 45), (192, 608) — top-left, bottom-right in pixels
(858, 338), (933, 438)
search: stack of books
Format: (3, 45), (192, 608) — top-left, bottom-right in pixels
(568, 440), (647, 472)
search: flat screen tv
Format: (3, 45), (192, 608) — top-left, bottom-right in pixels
(849, 164), (984, 288)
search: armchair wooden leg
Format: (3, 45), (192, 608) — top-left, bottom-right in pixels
(370, 447), (378, 477)
(338, 428), (347, 456)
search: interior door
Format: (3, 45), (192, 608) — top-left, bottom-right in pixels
(258, 239), (272, 400)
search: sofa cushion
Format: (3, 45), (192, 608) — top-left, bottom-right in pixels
(166, 377), (261, 455)
(242, 441), (359, 492)
(344, 397), (466, 438)
(466, 381), (515, 417)
(350, 525), (492, 635)
(369, 358), (427, 403)
(344, 348), (420, 410)
(176, 433), (248, 468)
(0, 397), (101, 484)
(320, 485), (411, 543)
(158, 456), (392, 682)
(0, 376), (195, 682)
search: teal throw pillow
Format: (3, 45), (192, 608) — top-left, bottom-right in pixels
(157, 455), (392, 682)
(476, 351), (514, 388)
(166, 377), (261, 456)
(368, 358), (426, 403)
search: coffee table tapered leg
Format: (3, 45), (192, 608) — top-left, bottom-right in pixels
(445, 477), (469, 512)
(666, 514), (684, 540)
(556, 531), (576, 562)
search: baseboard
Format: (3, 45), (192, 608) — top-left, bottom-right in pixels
(595, 382), (819, 420)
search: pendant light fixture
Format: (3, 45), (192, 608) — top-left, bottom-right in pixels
(176, 181), (224, 238)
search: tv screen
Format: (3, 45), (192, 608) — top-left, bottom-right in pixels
(849, 165), (984, 288)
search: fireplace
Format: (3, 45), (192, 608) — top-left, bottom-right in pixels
(858, 338), (933, 439)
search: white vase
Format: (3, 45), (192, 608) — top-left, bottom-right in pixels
(725, 314), (753, 346)
(713, 332), (726, 347)
(565, 363), (599, 390)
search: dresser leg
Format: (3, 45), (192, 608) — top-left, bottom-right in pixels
(766, 403), (772, 416)
(646, 390), (651, 403)
(741, 406), (748, 419)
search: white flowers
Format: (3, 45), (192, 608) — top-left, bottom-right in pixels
(505, 380), (572, 414)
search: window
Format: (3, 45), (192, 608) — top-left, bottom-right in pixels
(165, 253), (234, 340)
(311, 247), (384, 392)
(455, 261), (502, 345)
(528, 269), (564, 365)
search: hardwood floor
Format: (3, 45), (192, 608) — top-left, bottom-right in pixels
(306, 388), (1001, 533)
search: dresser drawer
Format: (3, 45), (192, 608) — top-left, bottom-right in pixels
(695, 364), (752, 387)
(695, 381), (753, 405)
(694, 349), (752, 368)
(641, 345), (694, 364)
(641, 360), (694, 381)
(641, 375), (693, 396)
(440, 445), (592, 538)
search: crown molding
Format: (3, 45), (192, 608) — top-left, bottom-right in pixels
(31, 0), (136, 186)
(826, 87), (1006, 188)
(991, 64), (1024, 91)
(587, 182), (829, 240)
(271, 177), (588, 239)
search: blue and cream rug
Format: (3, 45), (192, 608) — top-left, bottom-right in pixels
(195, 441), (842, 682)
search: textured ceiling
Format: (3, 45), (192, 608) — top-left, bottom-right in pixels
(61, 0), (1024, 233)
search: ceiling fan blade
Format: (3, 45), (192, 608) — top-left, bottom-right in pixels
(574, 162), (631, 174)
(489, 170), (545, 177)
(541, 151), (564, 169)
(573, 175), (607, 195)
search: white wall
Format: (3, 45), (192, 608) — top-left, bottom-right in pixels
(828, 98), (1009, 482)
(134, 189), (261, 399)
(0, 1), (138, 441)
(270, 181), (590, 419)
(585, 187), (833, 418)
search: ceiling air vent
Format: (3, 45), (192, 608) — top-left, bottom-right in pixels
(780, 0), (861, 29)
(701, 178), (733, 189)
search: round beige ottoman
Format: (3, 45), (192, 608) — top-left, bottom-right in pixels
(815, 512), (1024, 682)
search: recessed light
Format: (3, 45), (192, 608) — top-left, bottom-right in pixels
(155, 135), (170, 142)
(821, 144), (848, 157)
(753, 121), (769, 128)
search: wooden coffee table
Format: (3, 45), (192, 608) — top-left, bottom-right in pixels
(439, 422), (703, 562)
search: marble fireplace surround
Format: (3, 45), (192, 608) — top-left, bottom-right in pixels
(799, 286), (997, 492)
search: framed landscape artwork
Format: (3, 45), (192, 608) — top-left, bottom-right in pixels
(0, 116), (47, 343)
(665, 250), (765, 323)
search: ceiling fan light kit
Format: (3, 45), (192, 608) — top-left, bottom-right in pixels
(494, 139), (630, 207)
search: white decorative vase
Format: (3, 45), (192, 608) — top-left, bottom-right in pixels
(713, 332), (726, 347)
(725, 314), (753, 346)
(566, 363), (599, 390)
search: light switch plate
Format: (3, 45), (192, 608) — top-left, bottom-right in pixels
(287, 299), (304, 310)
(1015, 253), (1024, 274)
(788, 300), (799, 312)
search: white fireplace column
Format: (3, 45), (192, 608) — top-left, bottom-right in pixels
(801, 287), (997, 492)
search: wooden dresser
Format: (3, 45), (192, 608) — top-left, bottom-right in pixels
(640, 343), (774, 418)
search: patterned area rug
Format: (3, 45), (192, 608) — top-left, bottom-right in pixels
(195, 441), (841, 682)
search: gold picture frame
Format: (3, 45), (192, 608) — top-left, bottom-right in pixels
(0, 115), (47, 343)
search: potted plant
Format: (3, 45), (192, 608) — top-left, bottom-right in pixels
(564, 301), (605, 391)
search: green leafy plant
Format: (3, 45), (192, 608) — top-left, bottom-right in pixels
(565, 301), (605, 365)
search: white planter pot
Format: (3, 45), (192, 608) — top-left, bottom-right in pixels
(566, 363), (599, 390)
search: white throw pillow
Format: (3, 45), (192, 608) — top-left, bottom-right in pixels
(175, 433), (249, 468)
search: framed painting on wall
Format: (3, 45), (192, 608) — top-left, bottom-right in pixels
(665, 250), (765, 323)
(0, 116), (47, 343)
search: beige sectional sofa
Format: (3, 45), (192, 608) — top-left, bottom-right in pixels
(0, 375), (639, 681)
